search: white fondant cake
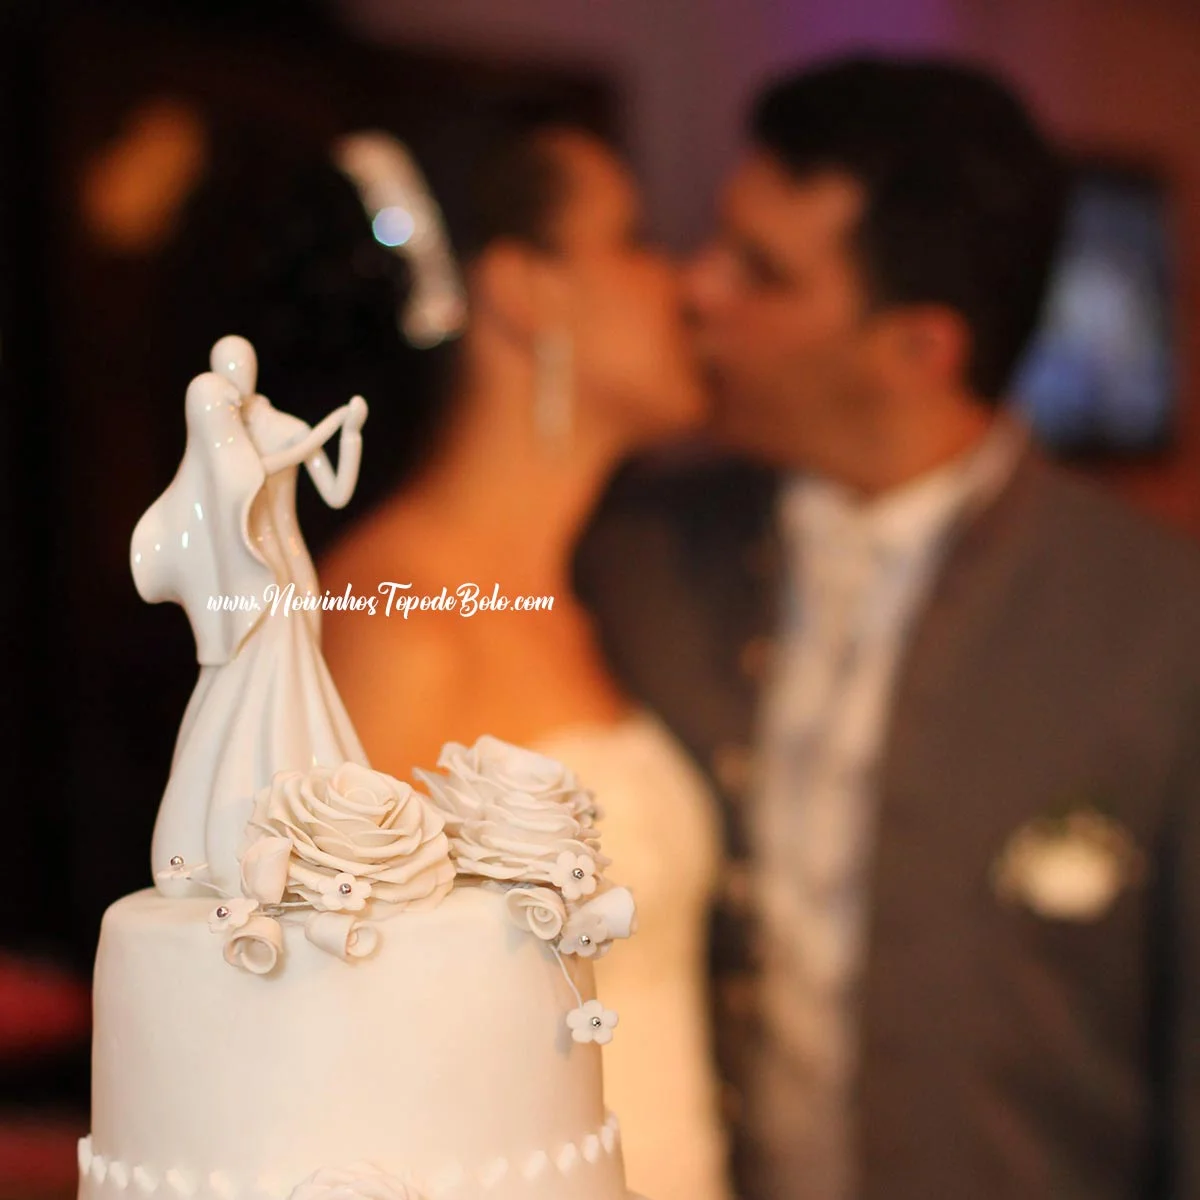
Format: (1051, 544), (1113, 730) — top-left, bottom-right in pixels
(81, 886), (625, 1200)
(82, 338), (638, 1200)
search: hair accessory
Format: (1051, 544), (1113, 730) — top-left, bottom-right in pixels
(334, 131), (467, 349)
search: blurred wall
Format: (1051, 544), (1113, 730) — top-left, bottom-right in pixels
(344, 0), (1200, 535)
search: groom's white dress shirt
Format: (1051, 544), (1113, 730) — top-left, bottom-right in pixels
(748, 417), (1027, 1198)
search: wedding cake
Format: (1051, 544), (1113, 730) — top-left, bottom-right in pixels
(78, 337), (637, 1200)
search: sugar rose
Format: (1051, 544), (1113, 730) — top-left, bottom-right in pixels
(245, 762), (454, 916)
(504, 886), (568, 941)
(416, 736), (606, 885)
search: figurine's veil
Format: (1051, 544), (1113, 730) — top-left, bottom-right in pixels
(130, 372), (274, 665)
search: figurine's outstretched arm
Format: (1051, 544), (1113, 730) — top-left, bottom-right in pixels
(258, 396), (367, 510)
(304, 400), (366, 510)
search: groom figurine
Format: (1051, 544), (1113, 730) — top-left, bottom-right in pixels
(578, 57), (1200, 1199)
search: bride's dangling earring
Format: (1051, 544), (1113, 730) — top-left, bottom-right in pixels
(534, 329), (573, 450)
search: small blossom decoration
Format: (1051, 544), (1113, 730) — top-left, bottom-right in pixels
(316, 872), (372, 913)
(154, 857), (210, 898)
(207, 896), (259, 933)
(550, 851), (599, 902)
(558, 888), (637, 957)
(559, 910), (608, 958)
(567, 999), (619, 1046)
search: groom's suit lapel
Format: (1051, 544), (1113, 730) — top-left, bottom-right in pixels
(870, 444), (1047, 874)
(853, 448), (1066, 1184)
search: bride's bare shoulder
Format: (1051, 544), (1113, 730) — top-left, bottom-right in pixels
(320, 603), (470, 779)
(315, 502), (467, 767)
(318, 493), (404, 584)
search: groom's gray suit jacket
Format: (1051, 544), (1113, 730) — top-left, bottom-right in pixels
(575, 445), (1200, 1200)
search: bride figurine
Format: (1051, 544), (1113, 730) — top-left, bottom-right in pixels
(131, 337), (369, 895)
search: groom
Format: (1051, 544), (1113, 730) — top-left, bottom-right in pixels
(578, 57), (1200, 1200)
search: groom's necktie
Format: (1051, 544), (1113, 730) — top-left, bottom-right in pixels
(749, 457), (984, 1200)
(750, 501), (894, 1200)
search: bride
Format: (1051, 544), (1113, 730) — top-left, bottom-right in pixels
(323, 126), (732, 1200)
(167, 122), (731, 1200)
(130, 348), (369, 895)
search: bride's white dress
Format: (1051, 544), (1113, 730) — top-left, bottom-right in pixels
(535, 712), (731, 1200)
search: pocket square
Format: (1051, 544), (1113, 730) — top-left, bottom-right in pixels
(992, 807), (1145, 922)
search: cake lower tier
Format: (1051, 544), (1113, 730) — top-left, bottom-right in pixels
(81, 886), (629, 1200)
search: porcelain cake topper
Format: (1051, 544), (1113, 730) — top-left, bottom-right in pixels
(132, 335), (371, 895)
(131, 340), (638, 1061)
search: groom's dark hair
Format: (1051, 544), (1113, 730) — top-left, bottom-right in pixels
(751, 56), (1067, 401)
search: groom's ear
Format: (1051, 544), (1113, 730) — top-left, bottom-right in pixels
(874, 304), (972, 395)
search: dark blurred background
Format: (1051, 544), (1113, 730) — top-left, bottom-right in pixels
(2, 0), (1200, 1194)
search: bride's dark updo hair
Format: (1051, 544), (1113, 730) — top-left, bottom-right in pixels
(161, 108), (605, 554)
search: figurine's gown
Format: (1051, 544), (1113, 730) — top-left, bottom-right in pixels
(131, 374), (367, 894)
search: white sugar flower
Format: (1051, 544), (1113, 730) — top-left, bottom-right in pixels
(505, 886), (568, 941)
(245, 763), (454, 915)
(416, 736), (606, 885)
(567, 999), (619, 1046)
(578, 886), (637, 938)
(207, 896), (260, 933)
(560, 886), (638, 956)
(239, 835), (292, 905)
(154, 857), (210, 898)
(305, 912), (380, 962)
(222, 914), (284, 976)
(551, 851), (598, 902)
(560, 910), (608, 958)
(317, 872), (372, 913)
